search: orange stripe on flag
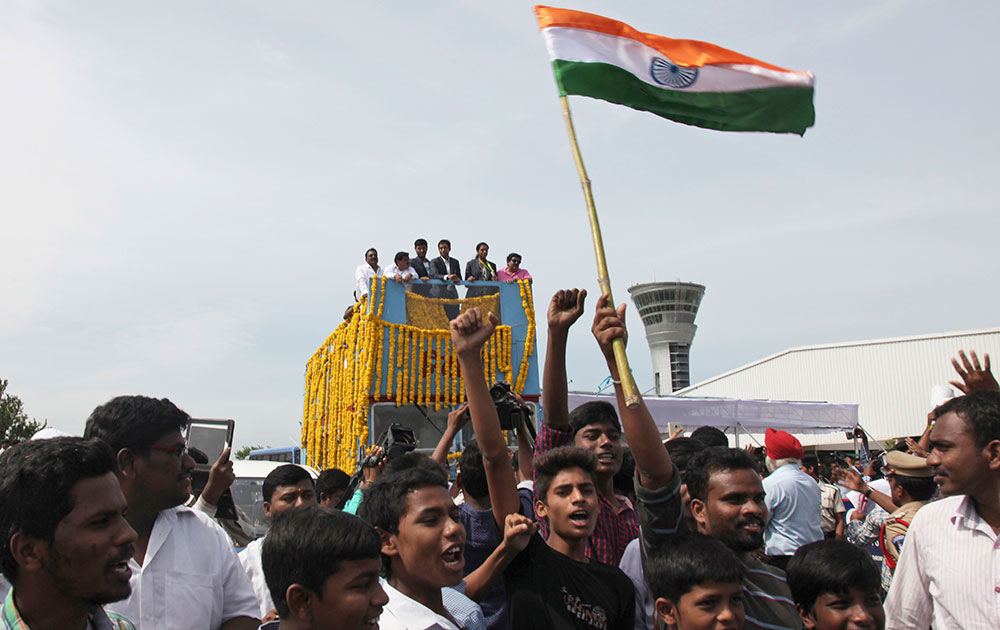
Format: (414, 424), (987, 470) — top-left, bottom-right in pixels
(535, 5), (796, 73)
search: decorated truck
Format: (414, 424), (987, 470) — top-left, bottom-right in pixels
(302, 278), (539, 473)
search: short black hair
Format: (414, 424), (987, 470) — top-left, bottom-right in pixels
(357, 454), (449, 535)
(394, 251), (409, 264)
(458, 440), (489, 502)
(889, 473), (937, 501)
(356, 454), (449, 577)
(568, 401), (621, 437)
(686, 447), (758, 502)
(263, 465), (314, 503)
(934, 390), (1000, 448)
(476, 242), (488, 251)
(414, 238), (428, 248)
(665, 437), (708, 475)
(534, 445), (598, 504)
(263, 506), (381, 619)
(365, 247), (377, 256)
(506, 252), (521, 263)
(801, 454), (819, 470)
(690, 426), (729, 448)
(0, 437), (117, 582)
(438, 239), (451, 248)
(787, 539), (881, 614)
(315, 468), (350, 500)
(83, 395), (190, 454)
(645, 533), (745, 603)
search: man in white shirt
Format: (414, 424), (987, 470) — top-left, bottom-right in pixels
(84, 395), (260, 630)
(355, 248), (381, 300)
(885, 390), (1000, 629)
(240, 465), (317, 620)
(385, 252), (418, 284)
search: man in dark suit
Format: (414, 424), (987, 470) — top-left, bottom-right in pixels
(430, 239), (462, 318)
(410, 238), (433, 296)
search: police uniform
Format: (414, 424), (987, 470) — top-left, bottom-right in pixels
(880, 451), (934, 571)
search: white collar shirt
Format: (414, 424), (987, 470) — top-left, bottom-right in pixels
(378, 580), (478, 630)
(885, 495), (1000, 630)
(385, 264), (417, 281)
(239, 537), (274, 618)
(355, 263), (382, 299)
(105, 506), (259, 630)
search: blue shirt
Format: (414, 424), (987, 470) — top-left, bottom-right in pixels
(762, 464), (823, 556)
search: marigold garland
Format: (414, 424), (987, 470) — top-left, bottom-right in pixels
(302, 280), (536, 473)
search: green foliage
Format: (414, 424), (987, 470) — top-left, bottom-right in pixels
(235, 444), (267, 460)
(0, 379), (46, 443)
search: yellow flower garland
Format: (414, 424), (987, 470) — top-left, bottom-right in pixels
(302, 279), (536, 473)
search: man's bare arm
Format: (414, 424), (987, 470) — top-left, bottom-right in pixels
(542, 289), (587, 430)
(430, 404), (469, 468)
(452, 308), (522, 528)
(591, 294), (673, 489)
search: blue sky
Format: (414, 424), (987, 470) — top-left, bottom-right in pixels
(3, 1), (998, 449)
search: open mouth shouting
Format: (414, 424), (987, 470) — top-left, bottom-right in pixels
(441, 544), (464, 573)
(568, 508), (592, 529)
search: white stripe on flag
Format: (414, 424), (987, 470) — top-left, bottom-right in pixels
(542, 27), (813, 93)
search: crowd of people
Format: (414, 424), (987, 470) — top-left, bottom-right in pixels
(1, 285), (999, 630)
(353, 239), (532, 303)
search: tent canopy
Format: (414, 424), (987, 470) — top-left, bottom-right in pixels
(567, 393), (858, 435)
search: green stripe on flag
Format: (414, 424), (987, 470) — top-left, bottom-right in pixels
(553, 60), (815, 135)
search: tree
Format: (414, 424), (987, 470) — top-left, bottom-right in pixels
(235, 444), (267, 460)
(0, 379), (46, 443)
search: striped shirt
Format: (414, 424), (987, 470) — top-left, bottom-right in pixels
(885, 495), (1000, 630)
(635, 468), (800, 630)
(0, 589), (134, 630)
(534, 423), (640, 565)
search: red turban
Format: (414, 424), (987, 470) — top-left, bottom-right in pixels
(765, 428), (803, 460)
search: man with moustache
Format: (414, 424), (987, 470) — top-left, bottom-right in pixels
(680, 448), (801, 630)
(0, 437), (137, 629)
(84, 396), (259, 630)
(885, 390), (1000, 629)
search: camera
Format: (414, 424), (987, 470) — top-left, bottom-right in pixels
(360, 423), (416, 467)
(489, 381), (532, 431)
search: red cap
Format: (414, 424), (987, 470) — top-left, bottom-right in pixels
(765, 428), (803, 460)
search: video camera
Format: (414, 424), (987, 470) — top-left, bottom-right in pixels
(335, 424), (417, 510)
(490, 381), (534, 436)
(359, 423), (417, 468)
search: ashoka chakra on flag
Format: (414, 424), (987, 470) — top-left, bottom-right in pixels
(650, 57), (698, 89)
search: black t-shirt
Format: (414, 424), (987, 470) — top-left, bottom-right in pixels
(504, 534), (634, 630)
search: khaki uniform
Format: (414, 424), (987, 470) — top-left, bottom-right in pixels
(881, 500), (928, 569)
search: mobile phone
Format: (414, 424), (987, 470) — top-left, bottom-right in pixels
(186, 418), (235, 472)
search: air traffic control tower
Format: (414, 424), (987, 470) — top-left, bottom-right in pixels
(627, 282), (706, 394)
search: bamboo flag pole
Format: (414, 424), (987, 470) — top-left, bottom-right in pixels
(559, 95), (640, 409)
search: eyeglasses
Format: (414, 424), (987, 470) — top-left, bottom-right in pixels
(149, 444), (190, 460)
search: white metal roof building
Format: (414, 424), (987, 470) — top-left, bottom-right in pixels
(675, 328), (1000, 446)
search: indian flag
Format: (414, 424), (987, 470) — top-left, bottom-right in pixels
(535, 6), (815, 135)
